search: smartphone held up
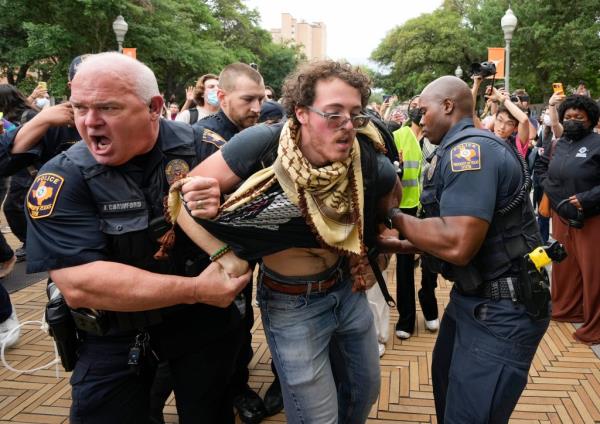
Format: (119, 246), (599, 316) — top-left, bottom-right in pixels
(552, 82), (564, 96)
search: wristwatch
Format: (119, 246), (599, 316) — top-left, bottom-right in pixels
(384, 207), (402, 229)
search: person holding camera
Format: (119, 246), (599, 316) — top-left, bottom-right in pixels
(535, 94), (600, 345)
(487, 86), (530, 157)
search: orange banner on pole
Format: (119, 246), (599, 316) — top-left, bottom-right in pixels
(122, 48), (137, 59)
(487, 47), (505, 79)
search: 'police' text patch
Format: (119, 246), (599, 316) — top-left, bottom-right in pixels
(450, 142), (481, 172)
(27, 173), (64, 219)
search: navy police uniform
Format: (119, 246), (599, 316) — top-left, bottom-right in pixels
(26, 119), (243, 423)
(420, 118), (549, 423)
(193, 109), (239, 159)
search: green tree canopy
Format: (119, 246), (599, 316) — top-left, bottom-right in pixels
(0, 0), (302, 102)
(371, 0), (600, 102)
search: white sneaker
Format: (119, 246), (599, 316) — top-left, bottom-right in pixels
(0, 310), (20, 349)
(395, 330), (411, 340)
(378, 343), (385, 357)
(425, 318), (440, 332)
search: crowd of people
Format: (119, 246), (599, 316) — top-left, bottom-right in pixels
(0, 50), (598, 424)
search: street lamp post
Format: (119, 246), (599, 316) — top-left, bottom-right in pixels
(501, 8), (518, 93)
(454, 65), (463, 79)
(112, 15), (128, 53)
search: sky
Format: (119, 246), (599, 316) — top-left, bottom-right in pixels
(244, 0), (443, 66)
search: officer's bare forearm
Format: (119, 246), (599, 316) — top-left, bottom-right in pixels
(49, 262), (198, 311)
(51, 260), (250, 310)
(389, 213), (488, 266)
(12, 120), (49, 154)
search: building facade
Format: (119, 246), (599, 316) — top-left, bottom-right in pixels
(270, 13), (326, 61)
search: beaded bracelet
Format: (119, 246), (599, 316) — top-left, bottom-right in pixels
(209, 245), (231, 262)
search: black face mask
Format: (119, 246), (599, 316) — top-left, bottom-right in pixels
(563, 119), (591, 141)
(408, 109), (423, 125)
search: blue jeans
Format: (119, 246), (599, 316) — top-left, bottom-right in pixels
(258, 268), (380, 424)
(432, 288), (549, 424)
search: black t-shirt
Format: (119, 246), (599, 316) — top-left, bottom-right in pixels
(204, 123), (397, 259)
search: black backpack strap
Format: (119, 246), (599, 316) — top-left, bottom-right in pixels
(367, 248), (396, 307)
(189, 108), (199, 125)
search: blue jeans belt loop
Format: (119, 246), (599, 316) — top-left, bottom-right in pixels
(261, 274), (338, 295)
(481, 277), (518, 301)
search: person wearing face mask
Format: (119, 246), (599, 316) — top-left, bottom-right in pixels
(535, 94), (600, 345)
(392, 96), (439, 340)
(35, 96), (50, 110)
(176, 74), (220, 125)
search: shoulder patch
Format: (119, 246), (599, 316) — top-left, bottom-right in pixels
(165, 159), (190, 185)
(27, 173), (64, 219)
(450, 142), (481, 172)
(202, 128), (227, 149)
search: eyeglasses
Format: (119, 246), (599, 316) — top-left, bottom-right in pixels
(307, 106), (370, 130)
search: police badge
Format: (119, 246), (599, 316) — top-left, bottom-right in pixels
(165, 159), (190, 185)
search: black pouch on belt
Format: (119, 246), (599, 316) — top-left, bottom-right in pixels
(518, 257), (551, 320)
(46, 281), (81, 371)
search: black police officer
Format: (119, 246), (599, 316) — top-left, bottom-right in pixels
(25, 52), (250, 423)
(193, 62), (269, 423)
(382, 76), (549, 423)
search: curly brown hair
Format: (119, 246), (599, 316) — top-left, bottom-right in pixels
(281, 61), (371, 125)
(193, 73), (218, 106)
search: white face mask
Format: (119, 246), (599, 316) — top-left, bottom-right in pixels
(543, 114), (552, 126)
(206, 90), (219, 106)
(35, 98), (50, 108)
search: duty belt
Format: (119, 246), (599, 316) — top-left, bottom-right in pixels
(479, 277), (519, 302)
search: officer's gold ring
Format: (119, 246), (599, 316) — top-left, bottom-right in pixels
(196, 200), (203, 210)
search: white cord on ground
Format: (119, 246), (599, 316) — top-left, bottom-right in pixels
(1, 311), (61, 378)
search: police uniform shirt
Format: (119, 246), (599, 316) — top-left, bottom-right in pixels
(25, 149), (108, 273)
(431, 118), (521, 223)
(26, 120), (239, 351)
(193, 109), (240, 160)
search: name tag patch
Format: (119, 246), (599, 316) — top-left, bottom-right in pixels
(451, 142), (481, 172)
(27, 173), (64, 219)
(100, 200), (145, 214)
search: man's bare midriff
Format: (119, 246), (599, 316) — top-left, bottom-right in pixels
(263, 247), (339, 277)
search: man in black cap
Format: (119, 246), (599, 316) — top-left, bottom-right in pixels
(259, 100), (285, 124)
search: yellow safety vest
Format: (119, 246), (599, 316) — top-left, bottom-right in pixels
(393, 126), (422, 208)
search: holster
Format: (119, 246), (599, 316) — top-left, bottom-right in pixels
(518, 257), (551, 320)
(45, 282), (80, 371)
